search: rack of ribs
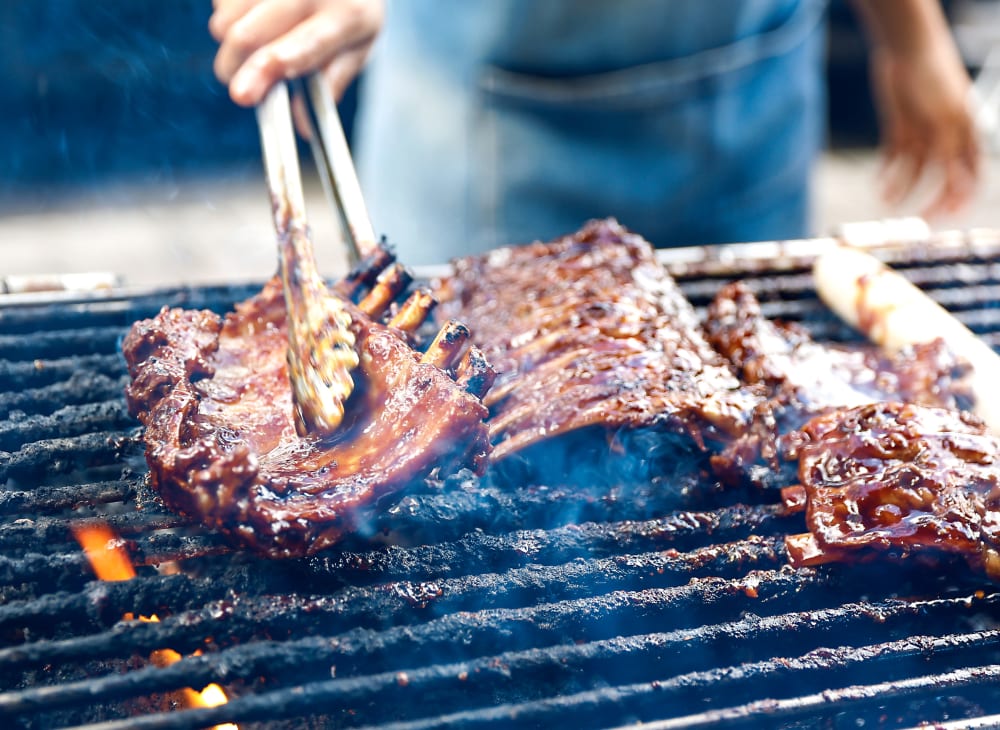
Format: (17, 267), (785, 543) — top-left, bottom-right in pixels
(433, 219), (759, 476)
(123, 249), (494, 558)
(704, 281), (972, 488)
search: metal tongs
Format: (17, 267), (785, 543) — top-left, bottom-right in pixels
(299, 75), (378, 266)
(255, 78), (375, 438)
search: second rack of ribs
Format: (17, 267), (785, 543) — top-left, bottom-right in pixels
(434, 219), (758, 465)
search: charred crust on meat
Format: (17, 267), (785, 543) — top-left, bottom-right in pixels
(333, 245), (397, 302)
(456, 346), (496, 399)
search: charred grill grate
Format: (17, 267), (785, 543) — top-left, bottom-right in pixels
(3, 239), (1000, 729)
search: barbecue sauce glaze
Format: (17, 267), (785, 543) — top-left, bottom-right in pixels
(783, 402), (1000, 579)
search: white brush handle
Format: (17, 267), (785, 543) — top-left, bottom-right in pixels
(813, 245), (1000, 434)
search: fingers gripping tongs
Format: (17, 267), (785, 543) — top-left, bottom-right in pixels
(255, 78), (375, 438)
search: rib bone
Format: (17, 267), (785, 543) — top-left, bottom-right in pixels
(421, 320), (471, 369)
(359, 264), (412, 318)
(389, 289), (437, 333)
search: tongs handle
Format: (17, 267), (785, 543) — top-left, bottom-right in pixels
(304, 75), (378, 266)
(256, 82), (308, 224)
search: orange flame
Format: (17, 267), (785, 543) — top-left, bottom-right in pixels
(72, 523), (237, 728)
(72, 523), (136, 581)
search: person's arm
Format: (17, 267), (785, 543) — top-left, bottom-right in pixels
(210, 0), (384, 106)
(849, 0), (980, 217)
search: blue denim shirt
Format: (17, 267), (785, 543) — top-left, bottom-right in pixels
(354, 0), (828, 264)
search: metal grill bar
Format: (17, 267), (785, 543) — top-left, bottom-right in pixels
(0, 574), (203, 638)
(0, 513), (179, 553)
(0, 479), (135, 516)
(916, 714), (1000, 729)
(0, 353), (127, 392)
(744, 293), (1000, 331)
(0, 502), (789, 591)
(364, 634), (1000, 730)
(366, 476), (765, 545)
(0, 328), (128, 361)
(0, 431), (139, 483)
(676, 260), (1000, 303)
(0, 373), (127, 417)
(51, 640), (1000, 730)
(0, 538), (791, 671)
(307, 504), (794, 588)
(0, 401), (134, 452)
(635, 665), (1000, 729)
(5, 587), (996, 721)
(0, 283), (263, 332)
(0, 516), (224, 566)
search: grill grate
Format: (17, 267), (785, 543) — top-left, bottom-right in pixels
(3, 240), (1000, 729)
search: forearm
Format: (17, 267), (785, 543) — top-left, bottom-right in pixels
(849, 0), (956, 57)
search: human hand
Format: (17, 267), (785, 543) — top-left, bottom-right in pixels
(869, 40), (980, 218)
(210, 0), (384, 107)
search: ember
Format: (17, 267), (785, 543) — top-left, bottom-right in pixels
(72, 523), (237, 729)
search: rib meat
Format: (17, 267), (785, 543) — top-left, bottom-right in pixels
(782, 402), (1000, 580)
(705, 281), (970, 413)
(434, 219), (758, 472)
(123, 251), (494, 558)
(705, 282), (972, 487)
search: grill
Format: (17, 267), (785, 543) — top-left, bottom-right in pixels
(4, 231), (1000, 729)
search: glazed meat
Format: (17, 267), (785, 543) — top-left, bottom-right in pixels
(782, 402), (1000, 579)
(705, 281), (970, 414)
(705, 282), (972, 487)
(434, 219), (758, 473)
(123, 252), (494, 558)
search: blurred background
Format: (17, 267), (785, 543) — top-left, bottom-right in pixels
(2, 0), (1000, 287)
